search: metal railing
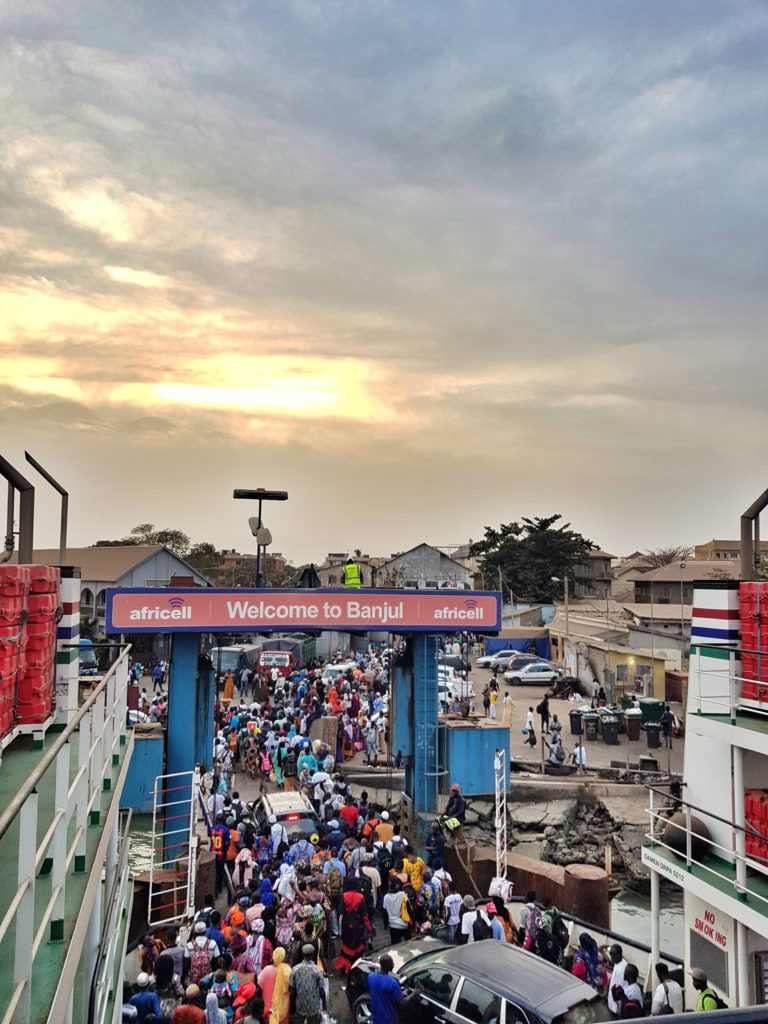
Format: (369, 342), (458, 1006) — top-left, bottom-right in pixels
(646, 783), (768, 911)
(691, 663), (768, 723)
(0, 644), (131, 1024)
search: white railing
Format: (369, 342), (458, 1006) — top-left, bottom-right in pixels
(646, 785), (768, 911)
(0, 645), (131, 1024)
(691, 664), (768, 724)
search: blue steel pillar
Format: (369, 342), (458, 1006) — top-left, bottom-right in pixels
(167, 633), (212, 779)
(412, 633), (439, 842)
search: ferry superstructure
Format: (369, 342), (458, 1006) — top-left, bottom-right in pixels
(643, 577), (768, 1008)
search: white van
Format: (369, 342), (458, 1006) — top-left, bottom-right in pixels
(438, 665), (474, 699)
(322, 661), (357, 683)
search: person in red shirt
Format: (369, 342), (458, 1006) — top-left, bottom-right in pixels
(339, 797), (359, 833)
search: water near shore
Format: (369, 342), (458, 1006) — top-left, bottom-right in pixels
(612, 887), (684, 960)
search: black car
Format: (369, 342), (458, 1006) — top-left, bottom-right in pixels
(345, 939), (611, 1024)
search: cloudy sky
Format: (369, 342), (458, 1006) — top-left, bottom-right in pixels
(3, 0), (768, 565)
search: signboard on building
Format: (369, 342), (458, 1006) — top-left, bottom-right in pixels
(105, 588), (502, 634)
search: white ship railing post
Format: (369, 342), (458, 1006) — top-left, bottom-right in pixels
(685, 803), (692, 869)
(650, 867), (660, 966)
(14, 792), (38, 1023)
(733, 746), (747, 898)
(50, 743), (69, 942)
(75, 710), (91, 872)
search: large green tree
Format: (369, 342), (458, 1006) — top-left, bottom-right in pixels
(470, 514), (594, 602)
(93, 523), (191, 557)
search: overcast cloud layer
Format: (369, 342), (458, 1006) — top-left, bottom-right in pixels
(2, 1), (768, 564)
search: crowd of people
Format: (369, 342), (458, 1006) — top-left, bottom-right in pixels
(122, 645), (702, 1023)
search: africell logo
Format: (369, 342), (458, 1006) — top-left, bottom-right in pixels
(128, 596), (192, 622)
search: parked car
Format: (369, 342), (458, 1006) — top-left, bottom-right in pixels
(438, 652), (469, 677)
(507, 653), (541, 671)
(345, 939), (610, 1024)
(476, 649), (517, 670)
(504, 661), (561, 686)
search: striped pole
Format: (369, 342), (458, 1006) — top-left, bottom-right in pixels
(55, 567), (80, 724)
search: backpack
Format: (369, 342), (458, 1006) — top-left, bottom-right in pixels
(325, 864), (343, 898)
(703, 988), (728, 1010)
(376, 845), (393, 874)
(357, 871), (374, 912)
(555, 745), (565, 762)
(472, 915), (492, 942)
(536, 929), (560, 962)
(158, 990), (182, 1019)
(551, 909), (569, 948)
(138, 936), (165, 973)
(536, 701), (544, 715)
(189, 939), (214, 985)
(619, 1000), (644, 1019)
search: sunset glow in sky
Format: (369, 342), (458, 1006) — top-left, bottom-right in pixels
(3, 1), (768, 561)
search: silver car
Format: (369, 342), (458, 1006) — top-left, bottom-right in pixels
(476, 649), (517, 670)
(504, 661), (561, 686)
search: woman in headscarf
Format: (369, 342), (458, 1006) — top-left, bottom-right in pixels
(238, 918), (273, 975)
(275, 896), (297, 947)
(258, 946), (291, 1024)
(206, 990), (227, 1024)
(335, 877), (370, 974)
(572, 932), (606, 991)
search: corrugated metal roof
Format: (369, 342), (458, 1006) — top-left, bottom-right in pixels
(10, 544), (183, 582)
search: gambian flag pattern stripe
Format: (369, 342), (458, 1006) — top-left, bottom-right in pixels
(691, 585), (741, 649)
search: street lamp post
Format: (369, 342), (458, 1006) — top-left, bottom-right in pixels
(233, 488), (288, 587)
(679, 560), (687, 665)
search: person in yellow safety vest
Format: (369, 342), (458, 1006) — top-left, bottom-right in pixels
(342, 558), (362, 588)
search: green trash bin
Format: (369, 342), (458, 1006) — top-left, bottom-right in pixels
(626, 709), (642, 741)
(583, 712), (599, 741)
(639, 697), (664, 723)
(602, 714), (619, 745)
(620, 694), (633, 711)
(569, 709), (583, 736)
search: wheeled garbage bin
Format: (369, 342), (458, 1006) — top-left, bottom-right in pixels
(583, 712), (599, 741)
(646, 722), (661, 749)
(626, 709), (642, 741)
(569, 709), (583, 736)
(601, 714), (619, 745)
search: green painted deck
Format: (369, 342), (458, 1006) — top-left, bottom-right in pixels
(0, 725), (134, 1024)
(647, 843), (768, 915)
(699, 709), (768, 734)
